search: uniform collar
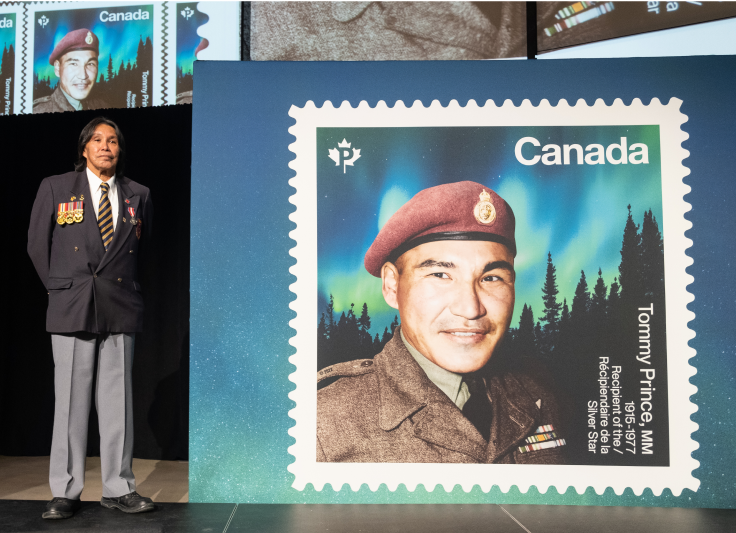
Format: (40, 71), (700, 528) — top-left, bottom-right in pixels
(59, 86), (83, 111)
(375, 329), (431, 432)
(376, 328), (546, 462)
(400, 329), (465, 408)
(375, 328), (488, 460)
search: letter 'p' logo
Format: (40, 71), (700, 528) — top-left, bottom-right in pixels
(328, 139), (362, 174)
(38, 15), (49, 28)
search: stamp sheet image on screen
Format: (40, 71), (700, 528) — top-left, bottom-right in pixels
(24, 1), (164, 112)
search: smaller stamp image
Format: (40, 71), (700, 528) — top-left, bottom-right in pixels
(25, 2), (163, 113)
(0, 4), (22, 115)
(172, 2), (209, 105)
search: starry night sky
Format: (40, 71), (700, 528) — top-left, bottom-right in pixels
(316, 125), (663, 336)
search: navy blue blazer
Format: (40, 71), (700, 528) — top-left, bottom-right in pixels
(27, 171), (153, 333)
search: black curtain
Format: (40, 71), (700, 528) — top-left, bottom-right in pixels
(0, 104), (191, 461)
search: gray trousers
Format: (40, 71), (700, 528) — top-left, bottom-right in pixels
(50, 333), (136, 499)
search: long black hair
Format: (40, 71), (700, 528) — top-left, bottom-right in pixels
(75, 116), (126, 177)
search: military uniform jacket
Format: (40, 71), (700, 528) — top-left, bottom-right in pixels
(27, 171), (153, 333)
(317, 332), (566, 464)
(33, 86), (109, 114)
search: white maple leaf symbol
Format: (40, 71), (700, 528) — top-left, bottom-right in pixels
(328, 139), (362, 174)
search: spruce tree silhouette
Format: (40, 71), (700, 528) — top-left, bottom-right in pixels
(317, 296), (399, 370)
(570, 270), (591, 335)
(540, 252), (562, 356)
(556, 298), (571, 363)
(640, 209), (665, 299)
(517, 303), (537, 357)
(619, 205), (643, 306)
(107, 54), (113, 83)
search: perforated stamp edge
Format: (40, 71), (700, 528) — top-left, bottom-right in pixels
(286, 98), (697, 497)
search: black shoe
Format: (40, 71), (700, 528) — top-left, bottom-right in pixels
(42, 497), (81, 519)
(100, 491), (154, 514)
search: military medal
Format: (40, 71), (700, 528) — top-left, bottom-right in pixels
(473, 189), (496, 225)
(58, 201), (84, 225)
(517, 425), (567, 454)
(57, 203), (66, 225)
(73, 201), (84, 223)
(128, 207), (137, 225)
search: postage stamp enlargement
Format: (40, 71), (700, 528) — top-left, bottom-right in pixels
(287, 99), (697, 496)
(0, 3), (22, 115)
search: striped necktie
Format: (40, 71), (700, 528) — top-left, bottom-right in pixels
(98, 182), (114, 250)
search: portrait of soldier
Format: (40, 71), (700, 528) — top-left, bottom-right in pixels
(33, 28), (109, 114)
(317, 181), (567, 464)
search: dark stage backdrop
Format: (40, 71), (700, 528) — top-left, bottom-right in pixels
(0, 104), (191, 460)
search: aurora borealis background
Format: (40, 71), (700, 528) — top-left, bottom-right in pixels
(317, 126), (662, 338)
(33, 5), (153, 89)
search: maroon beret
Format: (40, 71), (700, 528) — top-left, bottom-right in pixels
(49, 29), (99, 65)
(364, 181), (516, 277)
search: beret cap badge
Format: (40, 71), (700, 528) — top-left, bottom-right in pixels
(85, 31), (93, 45)
(473, 189), (496, 225)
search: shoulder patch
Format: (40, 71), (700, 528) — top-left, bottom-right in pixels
(317, 359), (375, 383)
(33, 96), (52, 105)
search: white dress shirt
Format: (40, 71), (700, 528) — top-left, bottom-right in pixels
(86, 167), (118, 231)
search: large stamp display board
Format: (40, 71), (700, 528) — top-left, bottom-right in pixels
(190, 58), (736, 506)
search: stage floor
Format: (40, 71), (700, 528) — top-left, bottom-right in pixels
(2, 457), (734, 532)
(0, 501), (735, 532)
(0, 456), (188, 502)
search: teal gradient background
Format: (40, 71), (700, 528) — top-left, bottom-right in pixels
(191, 58), (736, 506)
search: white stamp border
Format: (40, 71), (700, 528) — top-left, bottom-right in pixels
(23, 1), (165, 112)
(287, 98), (697, 497)
(166, 1), (241, 104)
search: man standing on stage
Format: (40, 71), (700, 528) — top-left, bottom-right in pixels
(28, 117), (153, 518)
